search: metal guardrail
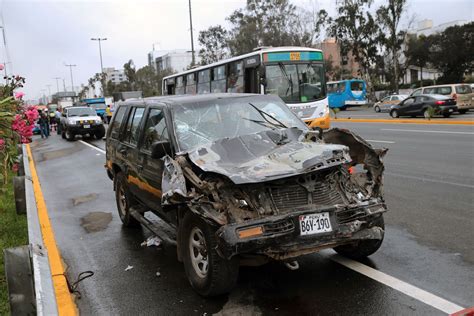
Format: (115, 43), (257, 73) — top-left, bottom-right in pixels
(22, 144), (59, 314)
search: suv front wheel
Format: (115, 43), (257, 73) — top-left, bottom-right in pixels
(333, 215), (385, 259)
(181, 212), (238, 297)
(114, 172), (140, 227)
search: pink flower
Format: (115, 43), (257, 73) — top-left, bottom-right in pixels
(0, 138), (5, 151)
(12, 163), (19, 172)
(14, 91), (25, 99)
(0, 64), (4, 71)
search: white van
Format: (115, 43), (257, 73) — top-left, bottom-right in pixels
(411, 84), (474, 114)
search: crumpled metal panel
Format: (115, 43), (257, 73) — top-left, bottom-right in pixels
(161, 155), (188, 206)
(186, 128), (351, 184)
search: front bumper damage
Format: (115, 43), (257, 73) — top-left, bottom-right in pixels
(216, 201), (386, 260)
(162, 127), (389, 261)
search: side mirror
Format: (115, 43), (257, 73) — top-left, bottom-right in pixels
(150, 141), (171, 159)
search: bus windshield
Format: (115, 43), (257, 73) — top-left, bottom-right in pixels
(172, 95), (308, 151)
(265, 63), (325, 104)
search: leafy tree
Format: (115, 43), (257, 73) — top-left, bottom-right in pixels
(429, 22), (474, 83)
(327, 0), (380, 98)
(227, 0), (305, 55)
(405, 34), (430, 85)
(377, 0), (407, 93)
(198, 25), (229, 65)
(123, 60), (137, 89)
(136, 65), (158, 97)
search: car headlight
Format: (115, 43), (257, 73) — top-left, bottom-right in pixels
(95, 119), (101, 124)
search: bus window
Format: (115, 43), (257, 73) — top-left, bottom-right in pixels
(176, 76), (185, 95)
(350, 81), (364, 92)
(165, 78), (175, 95)
(211, 65), (226, 93)
(186, 73), (196, 95)
(227, 61), (244, 93)
(197, 70), (211, 94)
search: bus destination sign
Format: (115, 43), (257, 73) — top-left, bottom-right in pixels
(263, 51), (323, 62)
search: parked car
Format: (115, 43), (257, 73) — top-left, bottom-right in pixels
(373, 94), (408, 112)
(389, 94), (457, 118)
(60, 106), (105, 141)
(410, 84), (473, 114)
(105, 93), (388, 296)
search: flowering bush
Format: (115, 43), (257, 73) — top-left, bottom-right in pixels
(0, 74), (33, 186)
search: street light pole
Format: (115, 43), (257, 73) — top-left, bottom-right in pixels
(91, 38), (107, 74)
(65, 64), (76, 93)
(46, 84), (52, 103)
(188, 0), (195, 66)
(53, 77), (61, 93)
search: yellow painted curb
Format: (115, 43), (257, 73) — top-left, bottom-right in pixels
(332, 118), (474, 125)
(26, 144), (78, 316)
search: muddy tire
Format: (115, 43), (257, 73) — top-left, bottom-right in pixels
(181, 212), (238, 297)
(334, 215), (385, 259)
(114, 172), (140, 227)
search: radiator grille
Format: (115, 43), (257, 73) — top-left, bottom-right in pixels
(269, 181), (344, 212)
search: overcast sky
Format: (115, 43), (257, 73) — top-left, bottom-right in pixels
(1, 0), (472, 102)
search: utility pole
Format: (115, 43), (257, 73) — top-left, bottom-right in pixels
(188, 0), (195, 66)
(91, 38), (107, 73)
(53, 77), (61, 93)
(62, 78), (66, 92)
(65, 64), (76, 93)
(46, 84), (52, 103)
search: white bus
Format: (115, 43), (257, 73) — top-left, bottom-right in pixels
(162, 47), (330, 129)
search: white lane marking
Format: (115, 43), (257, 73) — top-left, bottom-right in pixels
(330, 254), (464, 314)
(79, 140), (106, 154)
(381, 128), (474, 135)
(385, 172), (474, 189)
(366, 140), (395, 144)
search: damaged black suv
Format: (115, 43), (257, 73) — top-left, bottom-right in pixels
(105, 93), (388, 296)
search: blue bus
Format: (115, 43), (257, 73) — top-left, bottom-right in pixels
(80, 98), (107, 119)
(327, 79), (367, 110)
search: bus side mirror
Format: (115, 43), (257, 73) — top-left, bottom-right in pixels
(151, 141), (171, 159)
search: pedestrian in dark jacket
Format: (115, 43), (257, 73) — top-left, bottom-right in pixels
(38, 111), (49, 138)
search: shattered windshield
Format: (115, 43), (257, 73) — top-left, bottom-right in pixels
(172, 95), (308, 151)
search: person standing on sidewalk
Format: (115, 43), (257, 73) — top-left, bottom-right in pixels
(105, 104), (112, 124)
(55, 107), (62, 135)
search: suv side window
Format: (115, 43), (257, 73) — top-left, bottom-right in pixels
(438, 87), (452, 95)
(143, 108), (168, 151)
(123, 107), (145, 145)
(424, 87), (436, 94)
(110, 106), (127, 139)
(412, 89), (422, 96)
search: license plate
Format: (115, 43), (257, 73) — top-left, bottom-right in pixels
(83, 124), (90, 128)
(299, 212), (332, 236)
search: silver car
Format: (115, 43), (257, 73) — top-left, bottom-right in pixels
(374, 94), (408, 112)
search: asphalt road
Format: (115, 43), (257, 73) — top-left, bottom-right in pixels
(334, 106), (474, 121)
(29, 122), (474, 315)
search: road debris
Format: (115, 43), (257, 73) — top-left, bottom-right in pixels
(124, 265), (133, 271)
(141, 236), (162, 247)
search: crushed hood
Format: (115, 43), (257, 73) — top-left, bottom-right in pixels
(186, 128), (351, 184)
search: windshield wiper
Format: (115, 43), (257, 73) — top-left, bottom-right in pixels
(248, 102), (287, 129)
(278, 62), (293, 97)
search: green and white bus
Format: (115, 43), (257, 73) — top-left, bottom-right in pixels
(162, 46), (330, 129)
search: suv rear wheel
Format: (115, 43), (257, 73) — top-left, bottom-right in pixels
(114, 172), (140, 227)
(181, 212), (238, 297)
(333, 215), (385, 259)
